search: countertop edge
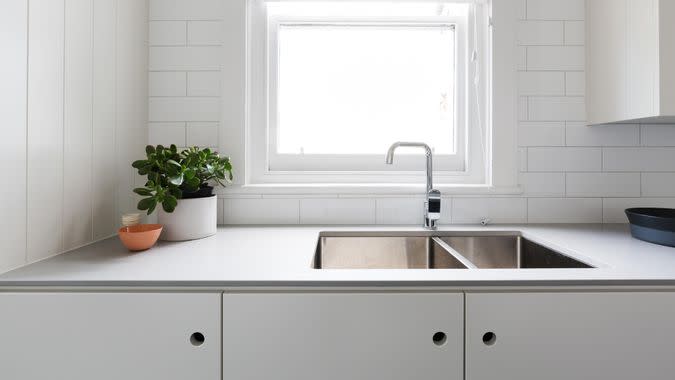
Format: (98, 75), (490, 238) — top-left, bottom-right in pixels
(4, 279), (675, 289)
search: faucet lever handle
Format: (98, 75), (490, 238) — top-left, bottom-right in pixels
(426, 189), (441, 221)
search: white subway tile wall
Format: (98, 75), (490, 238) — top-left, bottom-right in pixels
(224, 198), (300, 225)
(148, 0), (221, 157)
(148, 0), (675, 225)
(376, 198), (426, 225)
(299, 199), (376, 225)
(451, 198), (528, 224)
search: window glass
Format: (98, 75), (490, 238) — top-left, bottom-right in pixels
(276, 24), (456, 155)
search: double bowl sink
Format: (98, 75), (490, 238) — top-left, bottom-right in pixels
(313, 232), (593, 269)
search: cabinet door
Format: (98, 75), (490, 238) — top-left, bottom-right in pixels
(223, 292), (463, 380)
(466, 292), (675, 380)
(626, 0), (658, 119)
(586, 0), (628, 124)
(0, 293), (221, 380)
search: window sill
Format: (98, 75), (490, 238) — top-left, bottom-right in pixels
(218, 183), (523, 196)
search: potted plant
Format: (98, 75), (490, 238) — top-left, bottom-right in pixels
(132, 145), (233, 241)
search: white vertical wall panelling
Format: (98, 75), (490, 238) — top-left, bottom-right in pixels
(26, 0), (66, 262)
(0, 0), (28, 273)
(1, 0), (148, 275)
(63, 0), (94, 250)
(92, 0), (118, 240)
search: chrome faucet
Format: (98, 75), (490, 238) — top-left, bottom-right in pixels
(385, 142), (441, 229)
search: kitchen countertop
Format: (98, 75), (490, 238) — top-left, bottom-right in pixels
(2, 224), (675, 288)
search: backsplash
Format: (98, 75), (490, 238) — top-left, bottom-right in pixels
(148, 0), (675, 225)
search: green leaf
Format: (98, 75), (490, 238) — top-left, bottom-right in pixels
(162, 195), (178, 213)
(137, 197), (155, 211)
(169, 186), (183, 199)
(169, 174), (184, 186)
(133, 187), (153, 196)
(147, 201), (157, 215)
(145, 145), (156, 155)
(167, 159), (182, 168)
(186, 176), (200, 189)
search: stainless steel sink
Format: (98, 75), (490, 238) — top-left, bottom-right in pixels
(313, 236), (470, 269)
(313, 233), (593, 269)
(439, 236), (592, 269)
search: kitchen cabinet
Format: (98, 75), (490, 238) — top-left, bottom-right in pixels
(586, 0), (675, 124)
(465, 292), (675, 380)
(0, 293), (221, 380)
(222, 292), (463, 380)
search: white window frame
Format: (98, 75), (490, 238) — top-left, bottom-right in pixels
(241, 0), (520, 193)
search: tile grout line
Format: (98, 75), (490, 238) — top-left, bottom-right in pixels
(525, 195), (530, 223)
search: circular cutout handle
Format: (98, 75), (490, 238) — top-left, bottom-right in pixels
(432, 331), (447, 346)
(482, 331), (496, 346)
(190, 332), (205, 346)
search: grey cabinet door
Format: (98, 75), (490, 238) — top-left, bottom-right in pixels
(223, 292), (463, 380)
(466, 292), (675, 380)
(0, 293), (221, 380)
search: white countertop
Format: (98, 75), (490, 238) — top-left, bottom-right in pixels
(2, 224), (675, 288)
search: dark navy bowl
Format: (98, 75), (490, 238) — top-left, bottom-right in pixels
(625, 208), (675, 247)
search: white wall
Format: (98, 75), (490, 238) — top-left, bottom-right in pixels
(0, 0), (29, 274)
(147, 0), (675, 225)
(0, 0), (148, 274)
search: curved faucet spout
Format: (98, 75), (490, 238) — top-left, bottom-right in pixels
(385, 142), (433, 192)
(385, 142), (440, 229)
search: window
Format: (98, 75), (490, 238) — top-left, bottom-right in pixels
(275, 23), (457, 161)
(245, 1), (515, 189)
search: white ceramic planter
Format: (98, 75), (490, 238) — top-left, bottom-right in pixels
(158, 195), (217, 241)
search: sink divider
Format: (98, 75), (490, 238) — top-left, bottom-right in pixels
(430, 237), (478, 269)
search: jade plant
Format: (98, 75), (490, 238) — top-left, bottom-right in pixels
(132, 145), (233, 214)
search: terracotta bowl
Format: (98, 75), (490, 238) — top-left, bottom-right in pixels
(118, 224), (163, 251)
